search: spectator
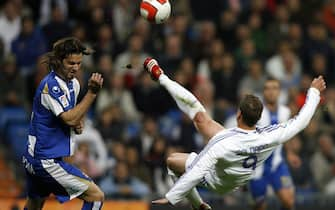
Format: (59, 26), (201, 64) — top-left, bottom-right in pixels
(192, 20), (217, 62)
(323, 0), (335, 36)
(94, 24), (117, 62)
(0, 54), (27, 107)
(132, 18), (153, 54)
(307, 53), (333, 84)
(71, 23), (94, 69)
(132, 72), (174, 116)
(211, 53), (242, 105)
(73, 141), (103, 180)
(145, 136), (170, 195)
(167, 13), (192, 51)
(248, 12), (267, 55)
(83, 6), (110, 42)
(319, 87), (335, 135)
(303, 22), (335, 74)
(114, 34), (149, 77)
(266, 41), (302, 103)
(42, 4), (71, 49)
(95, 72), (140, 122)
(0, 1), (21, 55)
(218, 9), (238, 51)
(96, 54), (113, 87)
(75, 118), (109, 177)
(238, 58), (266, 99)
(266, 4), (290, 53)
(96, 104), (126, 143)
(112, 0), (136, 43)
(126, 145), (151, 187)
(99, 161), (150, 199)
(287, 22), (303, 56)
(286, 136), (316, 195)
(197, 39), (225, 80)
(130, 116), (159, 158)
(158, 34), (184, 76)
(11, 15), (47, 76)
(310, 133), (335, 194)
(38, 0), (68, 26)
(234, 39), (257, 71)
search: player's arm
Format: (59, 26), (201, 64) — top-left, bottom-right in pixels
(60, 73), (103, 126)
(164, 145), (220, 205)
(144, 58), (224, 141)
(266, 76), (326, 143)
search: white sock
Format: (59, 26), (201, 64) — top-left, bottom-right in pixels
(167, 167), (203, 208)
(159, 74), (206, 119)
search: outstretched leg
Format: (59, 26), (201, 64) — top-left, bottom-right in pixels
(143, 58), (224, 143)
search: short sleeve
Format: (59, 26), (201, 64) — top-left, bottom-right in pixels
(43, 81), (71, 115)
(41, 93), (64, 116)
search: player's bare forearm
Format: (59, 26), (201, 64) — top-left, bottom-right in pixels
(60, 73), (103, 126)
(60, 92), (96, 126)
(193, 112), (224, 143)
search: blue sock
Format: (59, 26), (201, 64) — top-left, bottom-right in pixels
(82, 201), (103, 210)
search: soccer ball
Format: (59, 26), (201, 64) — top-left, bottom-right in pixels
(140, 0), (171, 24)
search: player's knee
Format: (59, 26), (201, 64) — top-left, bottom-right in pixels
(253, 201), (266, 210)
(98, 190), (105, 202)
(166, 153), (177, 169)
(93, 187), (105, 202)
(282, 195), (294, 209)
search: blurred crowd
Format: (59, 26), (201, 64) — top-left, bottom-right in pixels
(0, 0), (335, 203)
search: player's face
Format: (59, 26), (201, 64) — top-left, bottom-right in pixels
(263, 80), (280, 104)
(61, 53), (83, 80)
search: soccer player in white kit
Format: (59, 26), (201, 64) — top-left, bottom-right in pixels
(143, 58), (326, 210)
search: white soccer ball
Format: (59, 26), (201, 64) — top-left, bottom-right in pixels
(140, 0), (171, 24)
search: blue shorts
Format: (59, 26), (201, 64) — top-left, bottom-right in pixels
(22, 154), (92, 203)
(249, 161), (293, 203)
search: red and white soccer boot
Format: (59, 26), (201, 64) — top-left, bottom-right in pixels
(143, 57), (163, 80)
(192, 202), (212, 210)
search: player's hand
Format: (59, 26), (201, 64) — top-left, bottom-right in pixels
(311, 75), (326, 93)
(152, 198), (170, 205)
(88, 73), (103, 94)
(74, 120), (84, 134)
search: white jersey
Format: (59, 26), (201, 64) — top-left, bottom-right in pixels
(253, 104), (291, 178)
(165, 88), (320, 205)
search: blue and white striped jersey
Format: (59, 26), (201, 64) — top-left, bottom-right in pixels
(26, 71), (80, 159)
(252, 104), (291, 178)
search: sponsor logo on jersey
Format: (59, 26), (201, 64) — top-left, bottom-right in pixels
(52, 86), (61, 94)
(58, 95), (69, 108)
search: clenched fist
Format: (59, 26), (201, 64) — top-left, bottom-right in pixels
(88, 73), (103, 94)
(311, 75), (326, 93)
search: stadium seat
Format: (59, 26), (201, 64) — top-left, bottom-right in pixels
(5, 121), (29, 161)
(0, 107), (29, 136)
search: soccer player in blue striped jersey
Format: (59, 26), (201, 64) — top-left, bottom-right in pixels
(22, 37), (104, 210)
(249, 78), (295, 210)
